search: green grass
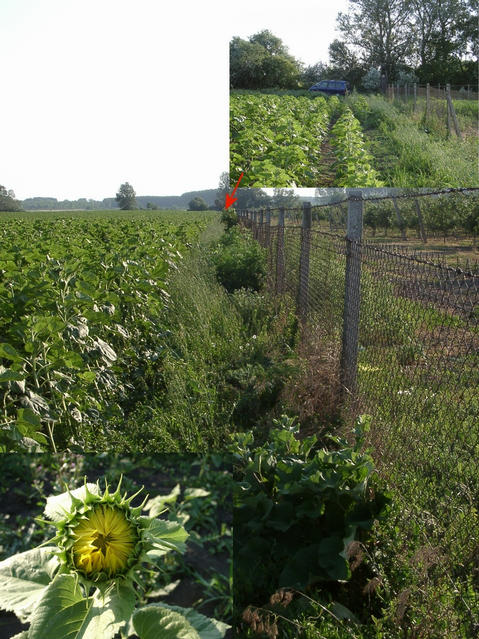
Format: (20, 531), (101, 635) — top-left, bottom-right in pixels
(347, 94), (479, 186)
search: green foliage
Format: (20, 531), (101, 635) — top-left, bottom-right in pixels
(233, 416), (390, 607)
(231, 91), (478, 188)
(230, 93), (332, 186)
(115, 182), (137, 210)
(230, 31), (302, 90)
(0, 210), (210, 451)
(0, 185), (22, 212)
(212, 228), (266, 293)
(220, 209), (238, 230)
(188, 197), (209, 211)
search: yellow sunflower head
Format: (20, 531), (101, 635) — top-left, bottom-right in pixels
(71, 503), (137, 577)
(42, 476), (190, 585)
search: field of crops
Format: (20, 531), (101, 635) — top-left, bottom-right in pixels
(230, 91), (479, 187)
(0, 209), (213, 451)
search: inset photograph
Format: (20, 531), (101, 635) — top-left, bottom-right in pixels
(230, 0), (478, 187)
(231, 186), (479, 638)
(0, 454), (232, 639)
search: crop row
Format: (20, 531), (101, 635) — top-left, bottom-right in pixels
(0, 211), (208, 451)
(330, 107), (383, 186)
(230, 93), (383, 187)
(230, 94), (333, 186)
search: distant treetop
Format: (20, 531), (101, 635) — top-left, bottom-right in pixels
(116, 182), (137, 210)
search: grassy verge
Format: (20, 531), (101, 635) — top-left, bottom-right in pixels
(106, 220), (298, 452)
(346, 94), (478, 186)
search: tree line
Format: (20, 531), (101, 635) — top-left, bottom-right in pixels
(230, 0), (477, 90)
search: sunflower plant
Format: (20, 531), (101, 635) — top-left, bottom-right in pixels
(0, 478), (230, 639)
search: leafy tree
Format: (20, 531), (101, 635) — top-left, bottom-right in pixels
(0, 185), (22, 211)
(235, 188), (271, 211)
(337, 0), (415, 81)
(115, 182), (136, 210)
(215, 171), (230, 210)
(409, 0), (474, 82)
(230, 31), (302, 89)
(301, 62), (327, 86)
(188, 196), (209, 211)
(361, 67), (382, 90)
(337, 0), (477, 84)
(271, 188), (301, 209)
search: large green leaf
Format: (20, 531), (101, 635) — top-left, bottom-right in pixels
(0, 547), (59, 623)
(159, 604), (230, 638)
(144, 484), (181, 517)
(0, 366), (24, 382)
(28, 575), (135, 639)
(0, 343), (21, 361)
(140, 517), (189, 558)
(27, 574), (91, 639)
(132, 605), (201, 639)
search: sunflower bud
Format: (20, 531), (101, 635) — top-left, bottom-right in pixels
(43, 476), (187, 584)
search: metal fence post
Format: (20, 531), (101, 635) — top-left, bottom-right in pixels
(259, 209), (264, 245)
(265, 207), (271, 249)
(340, 190), (363, 402)
(276, 208), (285, 294)
(253, 210), (258, 239)
(413, 83), (417, 112)
(298, 202), (312, 321)
(426, 83), (430, 120)
(415, 199), (428, 244)
(393, 198), (407, 241)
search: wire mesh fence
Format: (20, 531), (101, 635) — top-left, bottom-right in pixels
(238, 188), (479, 633)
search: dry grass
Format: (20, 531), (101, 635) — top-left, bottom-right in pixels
(281, 325), (342, 437)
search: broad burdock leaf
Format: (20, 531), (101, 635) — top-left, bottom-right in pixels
(0, 547), (59, 623)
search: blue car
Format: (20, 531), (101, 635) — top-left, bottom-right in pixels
(309, 80), (350, 96)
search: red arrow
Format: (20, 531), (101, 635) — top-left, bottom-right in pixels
(224, 172), (244, 209)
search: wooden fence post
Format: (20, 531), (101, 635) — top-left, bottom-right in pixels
(259, 209), (264, 245)
(340, 190), (363, 401)
(298, 202), (312, 321)
(446, 84), (462, 140)
(275, 208), (285, 294)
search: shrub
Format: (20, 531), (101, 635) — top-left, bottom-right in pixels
(212, 228), (267, 292)
(233, 415), (390, 611)
(220, 209), (239, 229)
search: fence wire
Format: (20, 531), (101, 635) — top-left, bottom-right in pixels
(239, 192), (479, 634)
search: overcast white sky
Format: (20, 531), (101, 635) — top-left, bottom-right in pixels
(1, 0), (350, 200)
